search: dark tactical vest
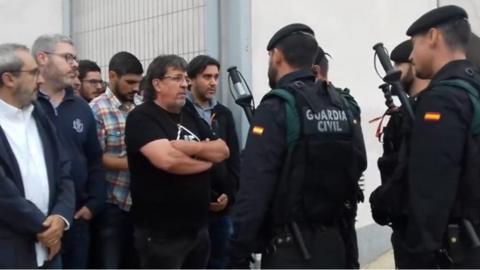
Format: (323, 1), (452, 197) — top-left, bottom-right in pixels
(439, 79), (480, 223)
(263, 81), (365, 228)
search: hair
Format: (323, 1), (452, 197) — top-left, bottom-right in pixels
(0, 43), (30, 87)
(437, 18), (471, 51)
(108, 51), (143, 77)
(274, 32), (318, 69)
(313, 47), (329, 77)
(143, 54), (188, 102)
(78, 59), (101, 80)
(187, 55), (220, 78)
(31, 34), (74, 58)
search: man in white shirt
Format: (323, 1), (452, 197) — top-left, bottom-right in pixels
(0, 43), (74, 268)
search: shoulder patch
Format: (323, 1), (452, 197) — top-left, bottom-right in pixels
(252, 126), (264, 136)
(424, 112), (441, 122)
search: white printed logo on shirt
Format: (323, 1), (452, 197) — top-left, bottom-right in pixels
(73, 118), (84, 133)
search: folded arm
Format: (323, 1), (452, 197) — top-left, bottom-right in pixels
(141, 139), (213, 175)
(170, 139), (230, 163)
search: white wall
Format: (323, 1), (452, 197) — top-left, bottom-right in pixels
(251, 0), (438, 229)
(440, 0), (480, 34)
(0, 0), (64, 47)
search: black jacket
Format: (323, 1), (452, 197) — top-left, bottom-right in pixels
(394, 60), (480, 266)
(0, 102), (75, 268)
(37, 89), (105, 215)
(230, 70), (367, 262)
(185, 100), (240, 214)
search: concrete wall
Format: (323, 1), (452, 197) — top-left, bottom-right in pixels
(0, 0), (64, 47)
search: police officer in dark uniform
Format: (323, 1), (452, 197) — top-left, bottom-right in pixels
(371, 39), (431, 270)
(313, 46), (364, 269)
(377, 5), (480, 268)
(228, 23), (367, 269)
(374, 40), (430, 195)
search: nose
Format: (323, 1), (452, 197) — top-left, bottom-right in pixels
(36, 72), (45, 85)
(210, 77), (218, 87)
(69, 60), (79, 71)
(132, 83), (140, 93)
(180, 79), (188, 88)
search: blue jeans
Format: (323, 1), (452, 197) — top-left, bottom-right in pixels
(89, 203), (139, 269)
(61, 219), (90, 269)
(207, 215), (234, 269)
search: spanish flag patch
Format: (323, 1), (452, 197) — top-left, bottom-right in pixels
(252, 126), (264, 136)
(424, 112), (441, 122)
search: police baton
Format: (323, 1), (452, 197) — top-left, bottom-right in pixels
(227, 66), (255, 123)
(290, 221), (311, 261)
(373, 43), (415, 121)
(463, 219), (480, 247)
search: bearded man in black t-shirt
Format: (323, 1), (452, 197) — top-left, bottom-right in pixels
(125, 54), (230, 269)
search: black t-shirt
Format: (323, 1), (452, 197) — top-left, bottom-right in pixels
(125, 101), (212, 234)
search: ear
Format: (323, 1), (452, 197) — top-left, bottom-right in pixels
(271, 48), (285, 65)
(108, 70), (118, 82)
(152, 78), (162, 94)
(312, 64), (321, 75)
(427, 28), (439, 48)
(1, 72), (16, 88)
(35, 52), (48, 66)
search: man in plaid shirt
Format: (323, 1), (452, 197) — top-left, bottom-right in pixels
(89, 51), (143, 269)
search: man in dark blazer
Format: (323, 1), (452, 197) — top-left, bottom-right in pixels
(0, 43), (74, 268)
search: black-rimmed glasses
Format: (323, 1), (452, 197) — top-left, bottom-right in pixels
(83, 79), (107, 88)
(43, 52), (78, 65)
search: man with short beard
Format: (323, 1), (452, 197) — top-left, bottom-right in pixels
(229, 23), (366, 268)
(0, 43), (74, 268)
(89, 51), (143, 269)
(371, 39), (431, 270)
(391, 40), (431, 97)
(32, 34), (106, 269)
(186, 55), (240, 269)
(375, 40), (430, 185)
(78, 60), (104, 102)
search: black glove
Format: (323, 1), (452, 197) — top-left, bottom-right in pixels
(369, 187), (391, 226)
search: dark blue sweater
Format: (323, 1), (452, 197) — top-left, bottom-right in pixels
(37, 88), (106, 215)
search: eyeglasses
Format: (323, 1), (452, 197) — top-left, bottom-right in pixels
(2, 68), (41, 79)
(14, 68), (40, 78)
(43, 52), (78, 65)
(162, 75), (191, 84)
(83, 79), (107, 88)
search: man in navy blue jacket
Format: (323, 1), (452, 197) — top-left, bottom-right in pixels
(33, 34), (105, 269)
(0, 43), (75, 268)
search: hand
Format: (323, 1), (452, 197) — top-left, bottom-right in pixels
(209, 193), (229, 212)
(74, 206), (93, 221)
(47, 240), (61, 261)
(37, 215), (66, 247)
